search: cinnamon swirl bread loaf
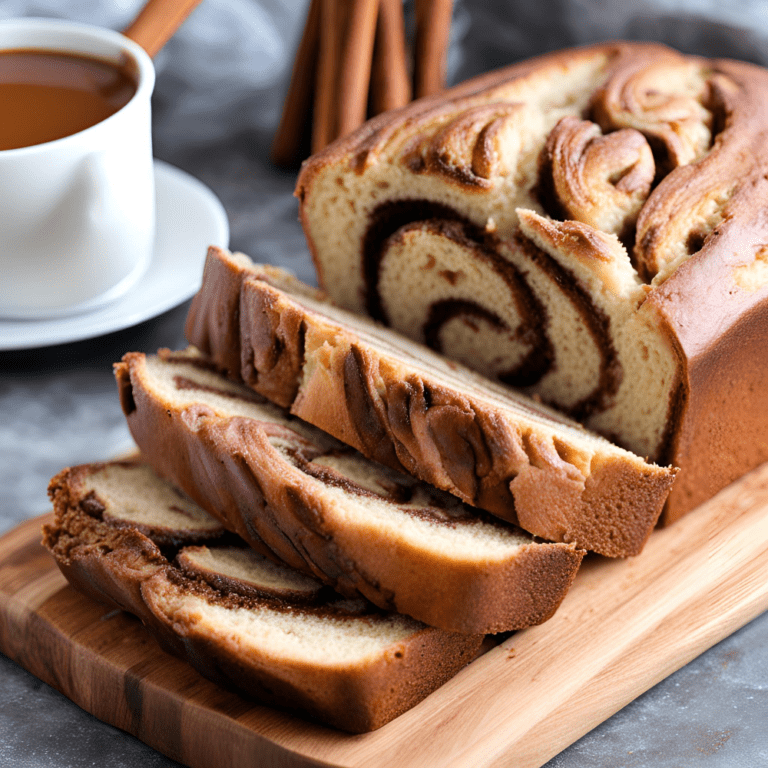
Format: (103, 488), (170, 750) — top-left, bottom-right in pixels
(296, 41), (768, 524)
(44, 460), (483, 733)
(185, 248), (675, 558)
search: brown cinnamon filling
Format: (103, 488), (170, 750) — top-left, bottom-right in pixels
(172, 374), (266, 405)
(79, 490), (106, 518)
(363, 199), (468, 321)
(294, 447), (510, 531)
(654, 376), (685, 467)
(424, 297), (555, 388)
(175, 547), (336, 607)
(298, 452), (412, 503)
(363, 199), (621, 419)
(165, 557), (382, 619)
(535, 152), (570, 225)
(399, 218), (555, 388)
(512, 233), (622, 420)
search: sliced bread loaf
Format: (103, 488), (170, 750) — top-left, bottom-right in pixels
(185, 247), (676, 557)
(294, 41), (768, 524)
(43, 459), (483, 733)
(115, 348), (583, 633)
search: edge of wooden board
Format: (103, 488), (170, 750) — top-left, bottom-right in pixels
(1, 462), (767, 768)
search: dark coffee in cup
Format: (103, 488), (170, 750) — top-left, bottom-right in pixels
(0, 49), (137, 151)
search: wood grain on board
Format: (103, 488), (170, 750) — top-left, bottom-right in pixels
(1, 463), (768, 768)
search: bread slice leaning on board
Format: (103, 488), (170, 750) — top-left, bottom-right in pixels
(114, 348), (583, 634)
(43, 460), (484, 733)
(185, 247), (676, 558)
(295, 40), (768, 526)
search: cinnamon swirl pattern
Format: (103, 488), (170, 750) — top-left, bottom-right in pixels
(538, 116), (655, 238)
(298, 41), (768, 519)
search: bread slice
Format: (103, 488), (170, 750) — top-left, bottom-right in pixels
(293, 41), (768, 525)
(43, 459), (484, 733)
(115, 348), (583, 633)
(185, 247), (676, 557)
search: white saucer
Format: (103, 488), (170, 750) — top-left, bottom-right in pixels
(0, 160), (229, 351)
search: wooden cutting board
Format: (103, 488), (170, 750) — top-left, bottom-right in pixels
(1, 465), (768, 768)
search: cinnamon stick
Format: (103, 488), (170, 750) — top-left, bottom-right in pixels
(312, 0), (343, 152)
(413, 0), (453, 98)
(123, 0), (203, 58)
(370, 0), (411, 115)
(270, 0), (322, 167)
(336, 0), (380, 137)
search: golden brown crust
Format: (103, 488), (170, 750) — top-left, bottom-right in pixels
(295, 41), (690, 200)
(183, 247), (246, 380)
(43, 462), (484, 733)
(648, 259), (768, 525)
(295, 42), (621, 190)
(117, 350), (583, 632)
(185, 249), (675, 556)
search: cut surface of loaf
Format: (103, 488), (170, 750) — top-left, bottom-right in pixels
(43, 460), (484, 733)
(115, 348), (583, 633)
(295, 41), (768, 523)
(185, 248), (676, 558)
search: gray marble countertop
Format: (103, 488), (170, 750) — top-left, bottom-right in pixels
(1, 1), (767, 765)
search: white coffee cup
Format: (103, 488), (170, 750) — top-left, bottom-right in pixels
(0, 18), (156, 320)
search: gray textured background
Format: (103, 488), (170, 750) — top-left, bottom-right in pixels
(0, 0), (767, 765)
